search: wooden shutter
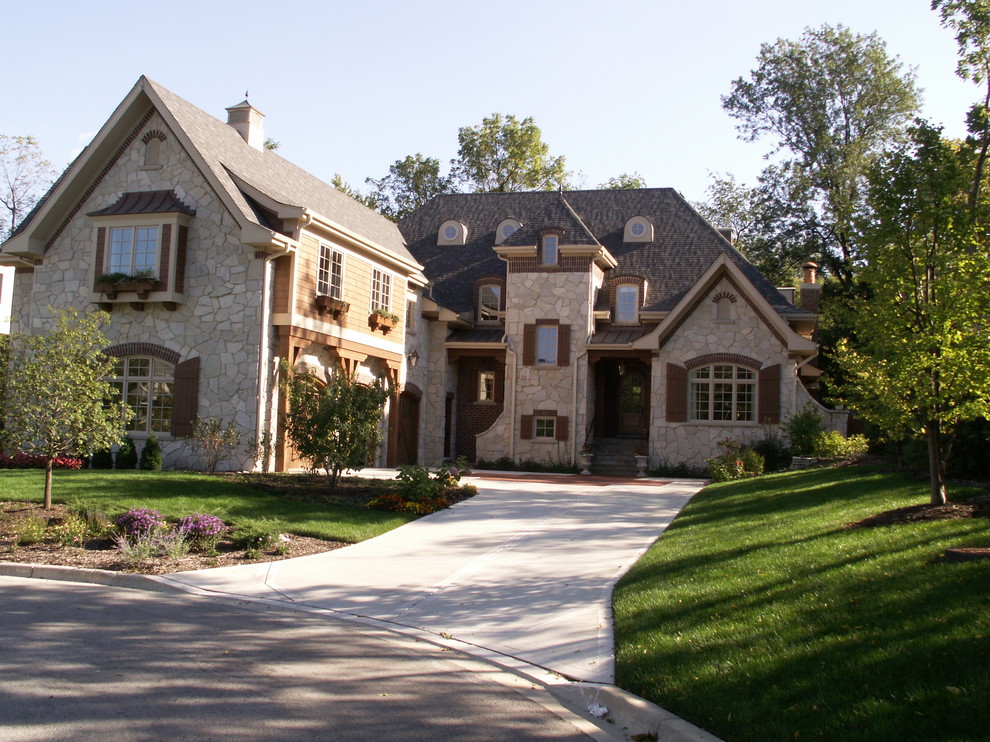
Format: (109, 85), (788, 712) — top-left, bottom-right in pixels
(171, 356), (200, 437)
(759, 363), (781, 424)
(520, 414), (533, 439)
(175, 225), (189, 293)
(666, 363), (688, 423)
(495, 369), (505, 404)
(158, 224), (171, 291)
(93, 227), (106, 290)
(555, 415), (569, 441)
(522, 324), (536, 365)
(557, 325), (571, 366)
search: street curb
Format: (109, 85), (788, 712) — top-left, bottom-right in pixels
(0, 563), (724, 742)
(550, 683), (724, 742)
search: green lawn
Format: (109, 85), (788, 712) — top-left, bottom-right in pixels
(0, 470), (416, 543)
(613, 465), (990, 742)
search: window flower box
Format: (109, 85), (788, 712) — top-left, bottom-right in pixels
(95, 273), (160, 300)
(315, 295), (350, 318)
(369, 309), (399, 334)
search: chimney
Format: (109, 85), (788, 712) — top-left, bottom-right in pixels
(225, 98), (265, 151)
(717, 228), (736, 245)
(800, 261), (821, 313)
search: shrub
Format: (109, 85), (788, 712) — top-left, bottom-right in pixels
(785, 403), (825, 456)
(231, 520), (282, 551)
(706, 438), (765, 483)
(51, 514), (89, 547)
(16, 515), (47, 546)
(396, 464), (443, 500)
(112, 531), (158, 565)
(813, 431), (869, 460)
(189, 416), (240, 475)
(139, 433), (163, 471)
(115, 507), (165, 538)
(68, 504), (112, 538)
(90, 448), (114, 469)
(177, 513), (229, 551)
(115, 436), (138, 470)
(367, 493), (450, 514)
(751, 428), (793, 472)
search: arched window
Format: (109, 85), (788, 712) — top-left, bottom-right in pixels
(615, 284), (639, 323)
(689, 364), (756, 422)
(111, 356), (175, 433)
(438, 220), (467, 245)
(495, 218), (521, 244)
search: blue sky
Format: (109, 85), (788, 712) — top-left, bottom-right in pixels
(3, 0), (979, 205)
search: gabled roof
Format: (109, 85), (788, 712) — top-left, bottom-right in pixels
(3, 77), (420, 275)
(398, 188), (803, 317)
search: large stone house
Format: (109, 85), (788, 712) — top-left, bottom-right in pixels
(1, 77), (838, 472)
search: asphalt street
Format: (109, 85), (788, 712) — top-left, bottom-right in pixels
(0, 576), (609, 741)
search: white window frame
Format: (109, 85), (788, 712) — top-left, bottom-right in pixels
(534, 416), (556, 439)
(371, 268), (392, 312)
(479, 285), (501, 321)
(615, 284), (639, 323)
(479, 371), (496, 401)
(112, 356), (175, 434)
(541, 234), (558, 265)
(317, 244), (344, 300)
(107, 226), (158, 275)
(689, 364), (756, 422)
(535, 325), (558, 365)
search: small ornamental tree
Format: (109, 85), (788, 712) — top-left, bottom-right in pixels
(115, 435), (138, 470)
(281, 367), (390, 490)
(189, 416), (240, 475)
(3, 308), (132, 508)
(139, 432), (163, 471)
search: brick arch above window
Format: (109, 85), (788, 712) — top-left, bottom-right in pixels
(141, 130), (167, 144)
(685, 353), (761, 371)
(105, 343), (200, 437)
(105, 342), (180, 366)
(402, 382), (424, 401)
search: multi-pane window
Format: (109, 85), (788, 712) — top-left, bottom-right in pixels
(615, 284), (639, 323)
(479, 371), (496, 401)
(689, 364), (756, 422)
(536, 325), (558, 365)
(534, 417), (556, 439)
(108, 226), (158, 274)
(479, 285), (501, 321)
(371, 268), (391, 312)
(317, 245), (343, 299)
(112, 356), (175, 433)
(541, 235), (558, 265)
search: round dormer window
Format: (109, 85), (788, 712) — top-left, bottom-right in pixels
(502, 223), (517, 239)
(444, 225), (459, 240)
(438, 220), (468, 245)
(495, 218), (522, 245)
(630, 221), (646, 237)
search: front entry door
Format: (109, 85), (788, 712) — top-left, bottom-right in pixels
(396, 391), (419, 465)
(619, 370), (648, 436)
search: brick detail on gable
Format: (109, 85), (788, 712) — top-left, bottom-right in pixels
(685, 353), (761, 371)
(47, 109), (156, 252)
(104, 342), (181, 366)
(657, 272), (787, 349)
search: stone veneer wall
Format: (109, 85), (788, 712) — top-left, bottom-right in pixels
(476, 269), (595, 465)
(21, 112), (264, 471)
(651, 278), (798, 469)
(401, 295), (450, 465)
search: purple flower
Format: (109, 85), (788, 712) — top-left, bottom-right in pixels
(115, 508), (165, 536)
(177, 514), (229, 538)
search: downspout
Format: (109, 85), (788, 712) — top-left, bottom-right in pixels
(504, 333), (518, 462)
(254, 229), (302, 470)
(571, 347), (588, 464)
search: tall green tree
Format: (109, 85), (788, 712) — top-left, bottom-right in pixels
(366, 154), (454, 220)
(4, 309), (131, 508)
(599, 172), (647, 190)
(451, 113), (568, 192)
(722, 24), (920, 287)
(280, 367), (390, 490)
(331, 173), (380, 211)
(836, 123), (990, 504)
(933, 0), (990, 213)
(0, 135), (57, 240)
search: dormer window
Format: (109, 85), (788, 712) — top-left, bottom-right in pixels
(438, 220), (467, 246)
(142, 130), (167, 168)
(479, 285), (501, 321)
(624, 216), (654, 243)
(615, 284), (639, 323)
(541, 234), (558, 265)
(495, 218), (521, 245)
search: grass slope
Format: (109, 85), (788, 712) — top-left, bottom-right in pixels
(613, 465), (989, 742)
(0, 470), (414, 543)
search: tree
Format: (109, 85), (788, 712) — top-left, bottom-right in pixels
(331, 173), (380, 211)
(836, 123), (990, 504)
(599, 173), (647, 190)
(722, 24), (921, 287)
(280, 367), (390, 490)
(0, 135), (57, 239)
(366, 154), (454, 220)
(3, 308), (131, 508)
(189, 416), (240, 475)
(933, 0), (990, 213)
(451, 113), (568, 192)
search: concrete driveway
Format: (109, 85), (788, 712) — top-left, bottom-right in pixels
(159, 472), (703, 684)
